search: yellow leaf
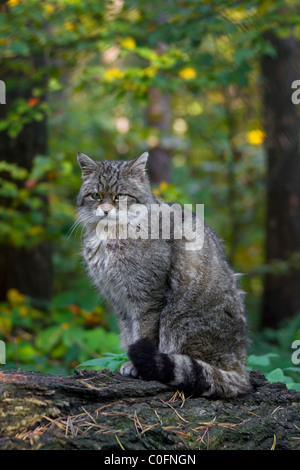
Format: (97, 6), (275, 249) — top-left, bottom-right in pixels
(144, 67), (156, 78)
(159, 181), (168, 191)
(18, 306), (29, 317)
(104, 68), (124, 82)
(0, 316), (12, 334)
(247, 129), (265, 146)
(222, 6), (255, 23)
(179, 67), (197, 80)
(7, 0), (20, 7)
(120, 37), (136, 50)
(43, 3), (55, 14)
(7, 288), (26, 306)
(123, 82), (138, 91)
(18, 189), (29, 201)
(258, 0), (274, 16)
(64, 21), (75, 31)
(27, 225), (43, 236)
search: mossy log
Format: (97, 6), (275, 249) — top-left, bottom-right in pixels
(0, 369), (299, 450)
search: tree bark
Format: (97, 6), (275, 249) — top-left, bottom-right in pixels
(261, 34), (300, 328)
(146, 33), (172, 185)
(0, 56), (53, 302)
(0, 368), (299, 450)
(146, 88), (172, 185)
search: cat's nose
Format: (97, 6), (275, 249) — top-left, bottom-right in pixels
(101, 203), (114, 215)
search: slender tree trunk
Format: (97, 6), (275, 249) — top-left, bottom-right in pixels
(223, 88), (243, 265)
(0, 56), (53, 302)
(146, 88), (172, 185)
(146, 36), (172, 185)
(261, 34), (300, 328)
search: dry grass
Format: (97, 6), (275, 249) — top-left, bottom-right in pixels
(13, 393), (254, 451)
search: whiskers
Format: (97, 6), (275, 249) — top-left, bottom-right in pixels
(67, 210), (95, 241)
(68, 207), (151, 243)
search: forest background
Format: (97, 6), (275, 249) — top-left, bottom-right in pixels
(0, 0), (300, 390)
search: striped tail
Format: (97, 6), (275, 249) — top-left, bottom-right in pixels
(128, 338), (250, 398)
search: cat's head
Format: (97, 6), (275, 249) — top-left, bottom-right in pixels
(76, 152), (154, 228)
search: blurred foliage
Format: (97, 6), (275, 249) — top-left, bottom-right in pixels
(247, 313), (300, 391)
(0, 0), (300, 383)
(1, 285), (121, 374)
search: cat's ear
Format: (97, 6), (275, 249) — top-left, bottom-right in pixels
(125, 152), (149, 175)
(77, 152), (98, 178)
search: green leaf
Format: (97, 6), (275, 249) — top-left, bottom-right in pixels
(247, 353), (279, 368)
(266, 368), (285, 383)
(30, 156), (54, 180)
(286, 383), (300, 392)
(284, 367), (300, 374)
(0, 181), (19, 198)
(17, 343), (38, 362)
(51, 288), (99, 311)
(62, 326), (84, 348)
(82, 328), (119, 354)
(76, 351), (127, 371)
(35, 325), (63, 353)
(51, 291), (77, 309)
(75, 357), (108, 369)
(9, 41), (29, 56)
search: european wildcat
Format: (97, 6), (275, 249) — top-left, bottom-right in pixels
(76, 151), (250, 398)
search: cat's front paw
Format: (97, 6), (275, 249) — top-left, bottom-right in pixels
(120, 361), (139, 378)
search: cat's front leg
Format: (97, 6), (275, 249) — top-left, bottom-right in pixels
(119, 309), (160, 378)
(118, 315), (142, 378)
(131, 309), (160, 344)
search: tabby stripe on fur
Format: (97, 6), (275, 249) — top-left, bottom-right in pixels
(129, 338), (250, 397)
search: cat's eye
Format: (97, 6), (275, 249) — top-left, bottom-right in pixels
(115, 194), (127, 201)
(91, 193), (101, 200)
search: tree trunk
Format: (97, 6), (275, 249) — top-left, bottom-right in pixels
(0, 368), (299, 450)
(146, 88), (172, 185)
(261, 34), (300, 328)
(0, 56), (53, 302)
(146, 33), (172, 185)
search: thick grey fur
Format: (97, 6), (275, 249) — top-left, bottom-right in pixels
(76, 151), (250, 398)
